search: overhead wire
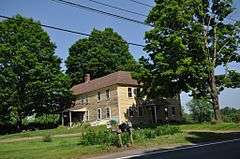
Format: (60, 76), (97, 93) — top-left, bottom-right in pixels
(0, 15), (146, 47)
(85, 0), (147, 17)
(0, 0), (239, 48)
(50, 0), (152, 27)
(128, 0), (153, 8)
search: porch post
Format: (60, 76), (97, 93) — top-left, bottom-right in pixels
(154, 106), (157, 123)
(69, 111), (72, 127)
(61, 112), (64, 126)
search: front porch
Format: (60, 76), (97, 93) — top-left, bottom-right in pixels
(62, 107), (87, 127)
(127, 101), (170, 125)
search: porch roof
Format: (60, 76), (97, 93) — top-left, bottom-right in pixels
(63, 107), (87, 112)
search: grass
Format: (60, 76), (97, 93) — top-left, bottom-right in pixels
(0, 137), (109, 159)
(1, 122), (239, 141)
(0, 126), (81, 140)
(178, 122), (240, 131)
(0, 122), (240, 159)
(0, 124), (105, 140)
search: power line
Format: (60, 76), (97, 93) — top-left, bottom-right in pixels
(128, 0), (154, 8)
(85, 0), (147, 17)
(0, 15), (146, 47)
(0, 12), (238, 48)
(50, 0), (152, 27)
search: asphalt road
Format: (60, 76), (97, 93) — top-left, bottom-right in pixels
(127, 139), (240, 159)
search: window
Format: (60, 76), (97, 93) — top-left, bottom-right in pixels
(133, 88), (137, 97)
(129, 107), (134, 117)
(128, 88), (132, 97)
(172, 107), (176, 116)
(97, 108), (102, 120)
(85, 111), (89, 121)
(138, 107), (143, 116)
(85, 96), (88, 104)
(106, 107), (111, 119)
(97, 92), (101, 101)
(106, 89), (110, 99)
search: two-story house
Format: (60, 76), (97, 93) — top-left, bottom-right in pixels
(62, 71), (182, 126)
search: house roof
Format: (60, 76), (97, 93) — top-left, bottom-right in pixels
(71, 71), (138, 95)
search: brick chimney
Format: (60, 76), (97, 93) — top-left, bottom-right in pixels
(84, 74), (90, 83)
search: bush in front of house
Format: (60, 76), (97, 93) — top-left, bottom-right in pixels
(79, 125), (182, 146)
(155, 125), (182, 136)
(133, 125), (181, 141)
(80, 127), (118, 146)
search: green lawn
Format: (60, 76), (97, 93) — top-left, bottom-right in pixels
(0, 122), (240, 159)
(178, 122), (240, 131)
(0, 125), (106, 140)
(0, 137), (109, 159)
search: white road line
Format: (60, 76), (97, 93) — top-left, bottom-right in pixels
(115, 138), (240, 159)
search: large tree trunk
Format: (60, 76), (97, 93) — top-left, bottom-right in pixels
(208, 72), (222, 121)
(208, 26), (222, 121)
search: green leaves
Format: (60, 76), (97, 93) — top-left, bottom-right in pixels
(66, 28), (136, 85)
(187, 98), (213, 123)
(0, 15), (72, 127)
(138, 0), (240, 101)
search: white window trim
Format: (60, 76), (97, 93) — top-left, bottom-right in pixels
(106, 107), (111, 119)
(85, 110), (89, 121)
(97, 108), (102, 120)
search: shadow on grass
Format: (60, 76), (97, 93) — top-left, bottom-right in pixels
(128, 131), (240, 159)
(185, 131), (240, 144)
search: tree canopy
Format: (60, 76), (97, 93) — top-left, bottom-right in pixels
(0, 15), (72, 129)
(65, 28), (136, 85)
(135, 0), (240, 121)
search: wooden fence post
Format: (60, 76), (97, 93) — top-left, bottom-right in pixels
(129, 128), (134, 145)
(118, 131), (123, 147)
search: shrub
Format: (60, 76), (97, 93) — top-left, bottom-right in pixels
(80, 128), (118, 146)
(133, 125), (181, 141)
(121, 132), (130, 145)
(42, 133), (52, 142)
(132, 129), (146, 141)
(155, 125), (182, 136)
(143, 129), (156, 139)
(79, 125), (182, 146)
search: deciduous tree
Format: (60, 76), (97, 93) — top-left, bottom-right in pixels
(0, 15), (72, 130)
(137, 0), (240, 121)
(66, 28), (136, 85)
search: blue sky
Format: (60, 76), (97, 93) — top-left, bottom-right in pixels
(1, 0), (240, 110)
